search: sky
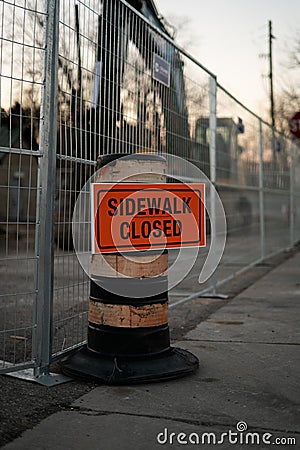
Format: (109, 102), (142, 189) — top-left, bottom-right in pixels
(155, 0), (300, 117)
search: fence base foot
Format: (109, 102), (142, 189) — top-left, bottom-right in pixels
(60, 345), (199, 385)
(6, 368), (72, 386)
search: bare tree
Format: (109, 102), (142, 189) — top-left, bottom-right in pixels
(275, 32), (300, 134)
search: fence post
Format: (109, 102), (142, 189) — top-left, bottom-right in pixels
(209, 77), (217, 295)
(32, 0), (67, 385)
(208, 76), (219, 295)
(209, 76), (217, 194)
(258, 119), (265, 260)
(207, 78), (228, 299)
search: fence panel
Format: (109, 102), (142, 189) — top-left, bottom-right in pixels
(51, 0), (100, 357)
(0, 0), (47, 373)
(261, 123), (292, 256)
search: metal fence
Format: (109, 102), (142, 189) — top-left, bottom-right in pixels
(0, 0), (47, 375)
(0, 0), (299, 382)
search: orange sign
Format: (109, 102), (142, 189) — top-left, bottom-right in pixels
(91, 183), (205, 253)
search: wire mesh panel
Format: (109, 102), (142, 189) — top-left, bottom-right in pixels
(261, 122), (292, 255)
(263, 191), (290, 254)
(211, 86), (262, 280)
(0, 0), (46, 372)
(52, 0), (99, 356)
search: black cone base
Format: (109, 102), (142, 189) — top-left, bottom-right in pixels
(60, 346), (199, 384)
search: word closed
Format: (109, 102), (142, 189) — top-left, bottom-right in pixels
(91, 183), (205, 253)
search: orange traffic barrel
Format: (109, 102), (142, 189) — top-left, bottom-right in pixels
(61, 153), (199, 383)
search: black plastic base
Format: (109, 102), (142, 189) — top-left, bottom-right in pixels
(60, 346), (199, 384)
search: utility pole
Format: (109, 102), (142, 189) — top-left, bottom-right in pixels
(269, 20), (275, 128)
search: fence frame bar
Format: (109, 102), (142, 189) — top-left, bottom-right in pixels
(258, 119), (265, 260)
(32, 0), (66, 383)
(206, 76), (229, 298)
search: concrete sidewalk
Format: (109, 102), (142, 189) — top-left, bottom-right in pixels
(3, 252), (300, 449)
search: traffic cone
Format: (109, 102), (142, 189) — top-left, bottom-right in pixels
(61, 153), (199, 384)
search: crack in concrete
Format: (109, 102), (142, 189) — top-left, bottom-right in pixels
(67, 406), (300, 435)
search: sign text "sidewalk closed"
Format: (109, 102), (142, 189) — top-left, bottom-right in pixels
(91, 183), (205, 253)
